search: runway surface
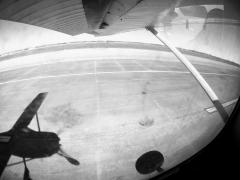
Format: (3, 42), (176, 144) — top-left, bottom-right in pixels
(0, 47), (240, 180)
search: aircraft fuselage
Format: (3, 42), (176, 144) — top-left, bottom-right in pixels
(9, 128), (60, 158)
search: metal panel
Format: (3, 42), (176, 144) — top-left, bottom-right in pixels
(95, 0), (174, 36)
(0, 0), (88, 35)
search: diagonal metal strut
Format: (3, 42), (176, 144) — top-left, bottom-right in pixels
(36, 112), (41, 132)
(146, 26), (229, 123)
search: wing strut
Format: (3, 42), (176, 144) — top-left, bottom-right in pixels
(36, 112), (41, 132)
(145, 26), (229, 123)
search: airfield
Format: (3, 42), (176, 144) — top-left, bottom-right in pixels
(0, 42), (240, 180)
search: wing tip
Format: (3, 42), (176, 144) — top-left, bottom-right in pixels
(39, 92), (48, 98)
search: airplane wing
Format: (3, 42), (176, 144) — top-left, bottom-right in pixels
(12, 92), (48, 131)
(0, 143), (11, 177)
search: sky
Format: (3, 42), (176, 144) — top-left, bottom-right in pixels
(0, 20), (161, 54)
(0, 18), (203, 54)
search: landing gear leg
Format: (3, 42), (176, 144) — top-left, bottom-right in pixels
(23, 158), (32, 180)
